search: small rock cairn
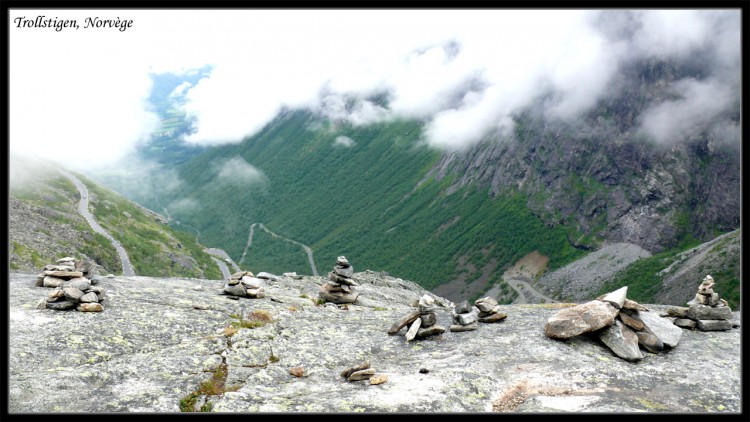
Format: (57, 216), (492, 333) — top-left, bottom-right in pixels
(544, 286), (682, 362)
(668, 275), (735, 331)
(221, 271), (266, 299)
(388, 294), (446, 341)
(319, 256), (360, 304)
(340, 360), (388, 385)
(35, 257), (106, 312)
(450, 300), (479, 332)
(475, 297), (508, 323)
(449, 297), (508, 332)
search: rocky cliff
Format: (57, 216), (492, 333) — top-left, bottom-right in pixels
(9, 270), (741, 413)
(430, 59), (740, 254)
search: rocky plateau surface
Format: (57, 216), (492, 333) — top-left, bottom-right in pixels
(8, 270), (741, 413)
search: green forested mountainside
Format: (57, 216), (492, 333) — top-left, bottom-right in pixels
(239, 225), (311, 276)
(10, 162), (221, 280)
(90, 55), (740, 302)
(162, 110), (586, 290)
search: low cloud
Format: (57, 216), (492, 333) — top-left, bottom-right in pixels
(9, 9), (740, 164)
(333, 136), (355, 148)
(638, 77), (738, 145)
(177, 10), (739, 151)
(168, 197), (200, 214)
(214, 156), (268, 186)
(9, 153), (58, 190)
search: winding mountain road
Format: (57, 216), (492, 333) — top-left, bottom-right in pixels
(59, 170), (135, 276)
(204, 248), (240, 273)
(239, 223), (257, 266)
(505, 276), (559, 304)
(209, 257), (231, 280)
(241, 223), (318, 276)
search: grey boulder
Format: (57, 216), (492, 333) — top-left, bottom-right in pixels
(544, 300), (618, 339)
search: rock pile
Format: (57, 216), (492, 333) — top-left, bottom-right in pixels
(221, 271), (265, 299)
(475, 297), (508, 323)
(389, 294), (446, 341)
(667, 275), (735, 331)
(35, 257), (106, 312)
(544, 286), (682, 362)
(318, 256), (359, 304)
(450, 300), (478, 332)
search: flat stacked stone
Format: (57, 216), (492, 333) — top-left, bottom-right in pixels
(221, 271), (265, 299)
(669, 275), (734, 331)
(256, 272), (280, 281)
(340, 361), (378, 382)
(36, 257), (83, 288)
(449, 300), (479, 332)
(318, 256), (360, 304)
(475, 297), (507, 323)
(544, 286), (682, 362)
(35, 258), (106, 312)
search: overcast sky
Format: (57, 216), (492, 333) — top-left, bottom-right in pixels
(9, 9), (741, 168)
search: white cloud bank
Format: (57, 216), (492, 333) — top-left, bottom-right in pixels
(9, 9), (741, 168)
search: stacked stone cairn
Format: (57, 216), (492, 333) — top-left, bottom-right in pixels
(318, 256), (359, 304)
(475, 297), (508, 323)
(221, 271), (265, 299)
(388, 294), (446, 341)
(544, 286), (682, 362)
(35, 257), (106, 312)
(450, 300), (479, 332)
(667, 275), (735, 331)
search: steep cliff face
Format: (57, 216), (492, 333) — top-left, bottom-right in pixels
(430, 59), (740, 253)
(9, 271), (741, 413)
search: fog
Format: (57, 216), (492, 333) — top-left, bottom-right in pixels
(9, 9), (740, 170)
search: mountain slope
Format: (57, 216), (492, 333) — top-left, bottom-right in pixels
(431, 58), (740, 253)
(89, 57), (739, 303)
(9, 157), (222, 279)
(596, 229), (741, 310)
(159, 111), (586, 296)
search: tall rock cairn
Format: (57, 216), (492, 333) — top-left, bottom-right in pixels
(319, 256), (360, 304)
(36, 257), (106, 312)
(669, 275), (735, 331)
